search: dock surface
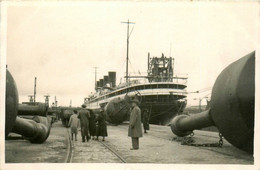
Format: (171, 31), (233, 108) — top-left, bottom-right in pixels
(5, 121), (253, 165)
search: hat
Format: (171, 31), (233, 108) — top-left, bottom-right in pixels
(81, 104), (86, 108)
(131, 99), (140, 105)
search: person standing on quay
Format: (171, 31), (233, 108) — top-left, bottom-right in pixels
(142, 108), (150, 134)
(128, 99), (143, 150)
(89, 110), (96, 140)
(78, 104), (91, 142)
(68, 110), (80, 141)
(96, 109), (108, 141)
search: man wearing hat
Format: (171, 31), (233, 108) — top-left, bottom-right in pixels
(128, 98), (143, 150)
(78, 104), (91, 142)
(142, 108), (150, 134)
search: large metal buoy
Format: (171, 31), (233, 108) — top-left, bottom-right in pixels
(105, 96), (131, 124)
(170, 51), (255, 153)
(5, 69), (19, 136)
(11, 116), (51, 143)
(18, 103), (48, 117)
(5, 69), (51, 143)
(59, 106), (81, 127)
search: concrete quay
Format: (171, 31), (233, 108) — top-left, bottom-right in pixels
(4, 121), (254, 167)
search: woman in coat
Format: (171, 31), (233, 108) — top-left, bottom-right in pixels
(96, 109), (108, 141)
(88, 110), (96, 140)
(68, 110), (80, 141)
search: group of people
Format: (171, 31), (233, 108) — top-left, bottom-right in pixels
(68, 99), (150, 151)
(68, 104), (107, 142)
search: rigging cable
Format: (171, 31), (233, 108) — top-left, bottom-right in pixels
(128, 25), (135, 38)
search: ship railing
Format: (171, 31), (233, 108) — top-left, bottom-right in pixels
(144, 95), (187, 103)
(126, 89), (188, 96)
(118, 77), (187, 88)
(125, 73), (187, 84)
(88, 75), (188, 99)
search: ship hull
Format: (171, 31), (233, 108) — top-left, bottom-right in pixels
(141, 100), (187, 125)
(86, 82), (187, 125)
(103, 96), (187, 125)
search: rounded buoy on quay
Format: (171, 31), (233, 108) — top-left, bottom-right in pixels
(5, 69), (19, 137)
(171, 51), (255, 154)
(105, 96), (131, 124)
(5, 69), (52, 143)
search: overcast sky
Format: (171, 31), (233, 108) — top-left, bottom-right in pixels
(5, 1), (259, 107)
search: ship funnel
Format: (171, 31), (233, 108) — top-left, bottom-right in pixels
(103, 76), (108, 87)
(96, 81), (100, 88)
(108, 72), (116, 88)
(99, 79), (104, 87)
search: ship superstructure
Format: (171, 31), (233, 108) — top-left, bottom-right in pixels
(85, 53), (187, 125)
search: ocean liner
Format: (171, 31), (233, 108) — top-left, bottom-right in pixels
(84, 52), (187, 125)
(84, 20), (187, 125)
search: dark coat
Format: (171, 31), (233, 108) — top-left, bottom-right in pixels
(128, 106), (143, 137)
(77, 109), (90, 137)
(64, 109), (73, 126)
(89, 110), (96, 136)
(143, 110), (150, 130)
(96, 111), (108, 137)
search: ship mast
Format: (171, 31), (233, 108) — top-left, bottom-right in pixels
(33, 77), (37, 104)
(94, 67), (98, 91)
(121, 19), (135, 84)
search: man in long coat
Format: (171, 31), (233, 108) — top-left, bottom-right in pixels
(142, 108), (150, 133)
(128, 99), (143, 150)
(78, 104), (90, 142)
